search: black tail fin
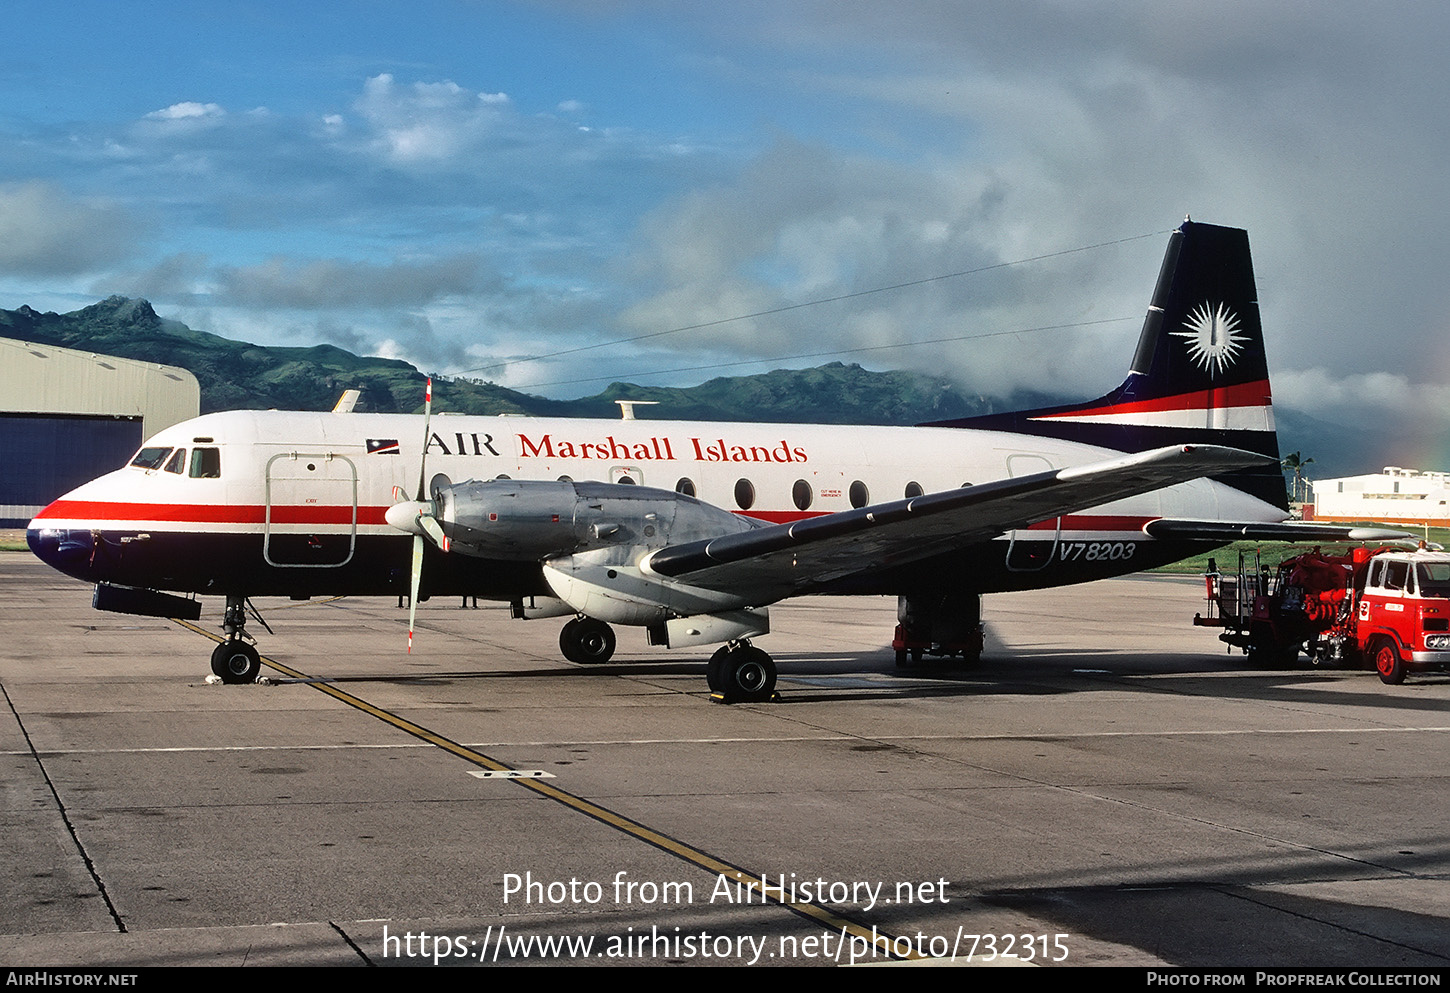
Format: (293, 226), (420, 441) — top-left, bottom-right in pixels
(924, 219), (1285, 510)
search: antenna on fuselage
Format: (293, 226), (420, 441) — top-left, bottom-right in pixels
(615, 400), (659, 421)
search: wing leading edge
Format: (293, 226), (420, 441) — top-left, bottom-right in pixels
(643, 444), (1274, 600)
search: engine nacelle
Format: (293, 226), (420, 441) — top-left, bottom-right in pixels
(434, 478), (755, 561)
(541, 547), (754, 626)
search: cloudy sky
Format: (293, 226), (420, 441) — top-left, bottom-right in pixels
(5, 1), (1449, 465)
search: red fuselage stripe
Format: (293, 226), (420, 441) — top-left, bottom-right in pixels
(32, 500), (389, 526)
(32, 500), (1152, 533)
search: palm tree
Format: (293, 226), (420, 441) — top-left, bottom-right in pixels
(1281, 451), (1315, 505)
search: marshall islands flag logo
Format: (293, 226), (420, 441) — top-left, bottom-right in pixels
(366, 438), (401, 455)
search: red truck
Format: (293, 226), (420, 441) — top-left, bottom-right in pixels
(1195, 545), (1450, 683)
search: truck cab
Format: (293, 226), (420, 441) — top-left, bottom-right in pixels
(1356, 550), (1450, 683)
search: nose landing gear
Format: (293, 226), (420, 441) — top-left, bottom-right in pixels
(209, 594), (268, 684)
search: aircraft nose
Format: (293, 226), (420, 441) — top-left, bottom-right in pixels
(27, 522), (97, 580)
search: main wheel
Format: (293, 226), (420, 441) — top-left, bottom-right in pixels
(1374, 639), (1406, 685)
(706, 646), (730, 691)
(210, 640), (261, 684)
(560, 618), (616, 664)
(718, 646), (777, 703)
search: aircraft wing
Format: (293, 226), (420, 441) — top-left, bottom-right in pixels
(644, 444), (1273, 600)
(1142, 519), (1419, 543)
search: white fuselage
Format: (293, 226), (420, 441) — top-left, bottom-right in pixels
(29, 408), (1282, 601)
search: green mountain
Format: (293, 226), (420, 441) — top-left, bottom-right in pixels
(0, 296), (1028, 424)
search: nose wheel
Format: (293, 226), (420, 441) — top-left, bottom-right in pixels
(210, 594), (267, 684)
(706, 641), (778, 703)
(211, 640), (261, 684)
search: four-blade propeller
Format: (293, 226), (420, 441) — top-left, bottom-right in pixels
(381, 379), (453, 653)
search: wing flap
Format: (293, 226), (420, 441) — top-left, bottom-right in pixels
(646, 444), (1272, 598)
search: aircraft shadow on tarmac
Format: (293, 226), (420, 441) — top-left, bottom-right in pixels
(840, 824), (1450, 966)
(267, 642), (1450, 713)
(977, 883), (1450, 967)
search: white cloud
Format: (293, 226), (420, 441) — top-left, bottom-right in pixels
(145, 101), (225, 121)
(0, 182), (139, 276)
(353, 73), (513, 163)
(1275, 368), (1450, 422)
(214, 254), (495, 310)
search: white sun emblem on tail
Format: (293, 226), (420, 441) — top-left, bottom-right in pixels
(1172, 301), (1245, 374)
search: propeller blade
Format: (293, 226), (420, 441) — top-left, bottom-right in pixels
(415, 377), (433, 502)
(408, 533), (423, 653)
(418, 513), (450, 553)
(406, 378), (435, 653)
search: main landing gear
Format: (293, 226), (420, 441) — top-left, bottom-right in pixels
(894, 591), (984, 667)
(210, 594), (264, 684)
(555, 617), (777, 703)
(706, 641), (778, 704)
(559, 616), (617, 664)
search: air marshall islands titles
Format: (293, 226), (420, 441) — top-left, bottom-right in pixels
(516, 433), (809, 464)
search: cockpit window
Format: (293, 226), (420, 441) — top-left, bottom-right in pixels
(130, 446), (172, 470)
(163, 448), (187, 474)
(190, 447), (222, 479)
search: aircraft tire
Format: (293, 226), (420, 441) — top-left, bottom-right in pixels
(1374, 638), (1406, 685)
(560, 618), (615, 664)
(706, 646), (729, 691)
(718, 646), (776, 703)
(211, 640), (261, 684)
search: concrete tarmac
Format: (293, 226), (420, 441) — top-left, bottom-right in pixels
(2, 551), (1448, 968)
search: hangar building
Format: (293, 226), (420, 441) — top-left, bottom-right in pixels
(1, 337), (200, 527)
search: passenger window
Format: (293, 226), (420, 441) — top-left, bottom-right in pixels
(130, 446), (172, 470)
(792, 479), (813, 511)
(734, 478), (755, 510)
(849, 480), (869, 508)
(163, 449), (186, 474)
(904, 481), (923, 498)
(189, 447), (221, 479)
(675, 478), (696, 498)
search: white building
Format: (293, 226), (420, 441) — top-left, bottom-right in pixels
(1308, 466), (1450, 526)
